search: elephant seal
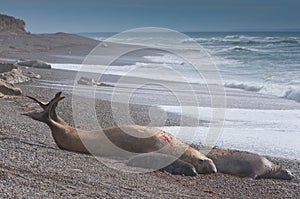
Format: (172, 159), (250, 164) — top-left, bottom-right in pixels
(126, 153), (198, 176)
(17, 60), (51, 69)
(23, 92), (217, 174)
(207, 149), (294, 180)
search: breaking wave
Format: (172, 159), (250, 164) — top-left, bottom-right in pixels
(224, 81), (300, 102)
(224, 82), (263, 92)
(283, 88), (300, 102)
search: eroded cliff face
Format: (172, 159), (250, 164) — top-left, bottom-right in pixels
(0, 14), (27, 35)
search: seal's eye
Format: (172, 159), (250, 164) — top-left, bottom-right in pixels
(198, 159), (204, 163)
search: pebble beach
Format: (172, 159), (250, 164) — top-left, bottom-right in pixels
(0, 32), (300, 198)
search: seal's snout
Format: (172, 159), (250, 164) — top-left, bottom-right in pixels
(195, 158), (217, 174)
(281, 169), (294, 180)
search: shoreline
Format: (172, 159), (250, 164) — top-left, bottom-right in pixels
(22, 65), (300, 109)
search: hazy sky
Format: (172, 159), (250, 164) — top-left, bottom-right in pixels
(1, 0), (300, 33)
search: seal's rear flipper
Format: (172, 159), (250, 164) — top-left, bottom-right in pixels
(23, 92), (65, 124)
(26, 91), (62, 110)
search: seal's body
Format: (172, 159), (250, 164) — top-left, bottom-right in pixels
(126, 153), (198, 176)
(23, 92), (217, 174)
(207, 149), (294, 180)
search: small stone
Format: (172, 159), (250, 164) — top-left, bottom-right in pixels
(72, 168), (83, 172)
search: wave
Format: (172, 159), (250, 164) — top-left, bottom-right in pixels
(180, 37), (207, 44)
(180, 35), (259, 44)
(93, 37), (108, 41)
(91, 33), (299, 45)
(216, 46), (266, 53)
(224, 82), (263, 92)
(283, 88), (300, 102)
(143, 54), (184, 65)
(224, 81), (300, 102)
(180, 35), (300, 45)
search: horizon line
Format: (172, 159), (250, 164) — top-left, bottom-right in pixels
(73, 29), (300, 35)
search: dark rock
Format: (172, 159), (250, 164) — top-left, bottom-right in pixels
(0, 62), (18, 73)
(17, 60), (51, 69)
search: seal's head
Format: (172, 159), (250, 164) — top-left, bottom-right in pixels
(275, 168), (294, 180)
(195, 158), (217, 174)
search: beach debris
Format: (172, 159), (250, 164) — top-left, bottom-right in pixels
(77, 77), (114, 87)
(0, 62), (30, 84)
(26, 71), (41, 79)
(100, 42), (108, 47)
(17, 60), (51, 69)
(0, 79), (22, 96)
(202, 189), (217, 195)
(0, 62), (30, 97)
(71, 168), (83, 173)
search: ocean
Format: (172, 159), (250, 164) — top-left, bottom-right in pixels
(80, 31), (300, 102)
(49, 31), (300, 160)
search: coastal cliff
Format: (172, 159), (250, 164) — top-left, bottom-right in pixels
(0, 14), (27, 35)
(0, 14), (99, 63)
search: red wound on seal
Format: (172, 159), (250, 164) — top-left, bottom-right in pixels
(160, 132), (173, 145)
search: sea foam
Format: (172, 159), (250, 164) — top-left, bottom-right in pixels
(158, 105), (300, 160)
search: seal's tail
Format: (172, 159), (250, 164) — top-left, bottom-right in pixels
(22, 92), (65, 124)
